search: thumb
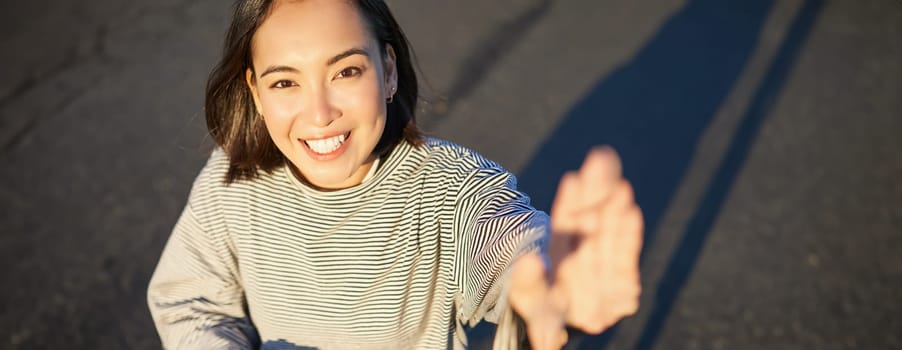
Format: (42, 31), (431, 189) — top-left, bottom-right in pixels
(509, 252), (568, 350)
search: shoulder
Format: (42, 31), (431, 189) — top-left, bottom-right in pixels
(407, 138), (518, 197)
(187, 148), (279, 205)
(190, 148), (232, 195)
(413, 137), (504, 175)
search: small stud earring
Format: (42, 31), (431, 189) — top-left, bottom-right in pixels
(387, 87), (396, 104)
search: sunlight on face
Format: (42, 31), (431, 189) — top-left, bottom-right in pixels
(246, 0), (396, 190)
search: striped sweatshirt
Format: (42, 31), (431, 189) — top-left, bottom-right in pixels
(147, 138), (548, 349)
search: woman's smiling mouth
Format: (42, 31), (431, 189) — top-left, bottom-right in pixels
(301, 132), (351, 159)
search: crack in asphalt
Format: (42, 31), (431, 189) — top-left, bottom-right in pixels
(3, 89), (87, 151)
(0, 47), (79, 113)
(419, 0), (554, 130)
(0, 3), (193, 153)
(0, 28), (107, 152)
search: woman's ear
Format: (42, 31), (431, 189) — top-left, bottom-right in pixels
(245, 68), (264, 116)
(383, 44), (398, 96)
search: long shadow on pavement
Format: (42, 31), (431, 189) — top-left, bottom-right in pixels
(517, 0), (824, 348)
(511, 0), (816, 348)
(631, 1), (823, 349)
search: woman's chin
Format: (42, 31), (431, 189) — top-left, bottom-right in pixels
(287, 145), (375, 190)
(292, 163), (359, 190)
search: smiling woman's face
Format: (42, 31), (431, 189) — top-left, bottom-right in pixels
(246, 0), (396, 190)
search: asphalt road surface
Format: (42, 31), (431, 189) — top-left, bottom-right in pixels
(1, 0), (900, 349)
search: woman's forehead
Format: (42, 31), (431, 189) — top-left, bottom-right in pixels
(251, 2), (379, 69)
(262, 0), (368, 39)
(252, 0), (378, 64)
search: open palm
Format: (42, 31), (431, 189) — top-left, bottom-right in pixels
(509, 146), (644, 350)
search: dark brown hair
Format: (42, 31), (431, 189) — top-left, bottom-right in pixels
(205, 0), (422, 183)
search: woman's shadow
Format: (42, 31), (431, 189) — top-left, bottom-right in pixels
(514, 0), (823, 349)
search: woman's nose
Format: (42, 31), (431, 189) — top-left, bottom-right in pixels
(307, 88), (340, 127)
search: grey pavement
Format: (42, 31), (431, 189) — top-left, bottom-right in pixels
(1, 0), (900, 349)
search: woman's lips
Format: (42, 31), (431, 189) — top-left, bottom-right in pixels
(300, 131), (351, 160)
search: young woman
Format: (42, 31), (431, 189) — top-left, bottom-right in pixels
(147, 0), (643, 349)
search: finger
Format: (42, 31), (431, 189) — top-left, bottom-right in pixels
(509, 252), (550, 313)
(605, 179), (636, 212)
(605, 201), (643, 279)
(611, 274), (642, 320)
(611, 205), (643, 318)
(620, 284), (642, 317)
(509, 253), (568, 350)
(528, 323), (568, 350)
(533, 285), (569, 350)
(550, 171), (582, 235)
(510, 253), (567, 318)
(592, 180), (638, 256)
(622, 204), (644, 260)
(578, 146), (622, 205)
(576, 147), (624, 236)
(609, 204), (643, 270)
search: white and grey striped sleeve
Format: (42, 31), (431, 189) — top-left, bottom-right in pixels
(453, 165), (549, 328)
(147, 164), (259, 349)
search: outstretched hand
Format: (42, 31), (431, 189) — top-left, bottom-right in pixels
(508, 146), (644, 350)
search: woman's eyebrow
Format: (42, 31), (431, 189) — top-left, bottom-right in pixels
(258, 47), (370, 78)
(326, 47), (369, 66)
(260, 65), (299, 78)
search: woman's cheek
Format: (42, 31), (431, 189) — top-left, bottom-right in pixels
(261, 92), (303, 121)
(340, 83), (382, 115)
(329, 84), (357, 109)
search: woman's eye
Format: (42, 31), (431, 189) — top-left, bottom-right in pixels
(271, 80), (296, 89)
(335, 67), (362, 79)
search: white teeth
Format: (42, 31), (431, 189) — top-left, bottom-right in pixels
(304, 133), (346, 154)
